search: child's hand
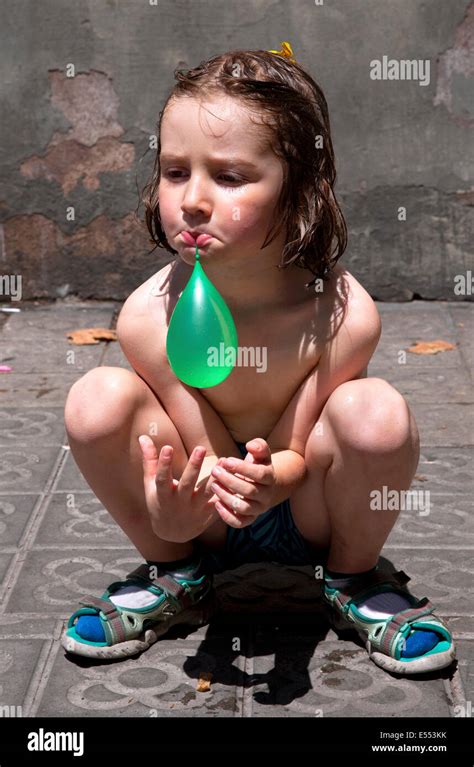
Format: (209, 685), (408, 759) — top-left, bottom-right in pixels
(138, 436), (220, 543)
(209, 438), (276, 528)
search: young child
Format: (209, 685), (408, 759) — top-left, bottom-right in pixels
(61, 43), (455, 674)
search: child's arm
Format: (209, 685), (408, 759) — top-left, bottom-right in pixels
(266, 287), (381, 460)
(217, 442), (306, 513)
(266, 448), (307, 506)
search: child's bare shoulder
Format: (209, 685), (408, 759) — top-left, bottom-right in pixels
(117, 264), (172, 317)
(324, 263), (381, 338)
(313, 262), (381, 378)
(114, 263), (175, 377)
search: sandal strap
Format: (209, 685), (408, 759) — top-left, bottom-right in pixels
(378, 599), (438, 656)
(126, 564), (194, 609)
(333, 569), (411, 613)
(77, 594), (127, 644)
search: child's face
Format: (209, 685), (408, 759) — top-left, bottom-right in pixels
(158, 95), (286, 268)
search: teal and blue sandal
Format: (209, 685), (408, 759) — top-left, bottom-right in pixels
(323, 568), (456, 675)
(61, 564), (216, 660)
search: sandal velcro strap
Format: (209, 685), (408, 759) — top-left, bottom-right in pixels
(378, 599), (436, 656)
(332, 569), (411, 613)
(126, 564), (194, 609)
(78, 594), (127, 644)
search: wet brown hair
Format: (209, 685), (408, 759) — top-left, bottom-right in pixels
(142, 48), (347, 288)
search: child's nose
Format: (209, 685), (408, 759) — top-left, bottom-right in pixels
(181, 176), (212, 216)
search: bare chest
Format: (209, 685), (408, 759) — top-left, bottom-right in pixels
(148, 278), (322, 442)
(199, 309), (320, 440)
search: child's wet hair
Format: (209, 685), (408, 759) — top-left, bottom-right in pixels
(142, 48), (347, 288)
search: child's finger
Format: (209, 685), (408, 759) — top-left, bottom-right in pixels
(139, 436), (172, 493)
(138, 435), (159, 477)
(223, 457), (272, 484)
(215, 502), (257, 528)
(210, 465), (257, 499)
(245, 439), (272, 462)
(178, 446), (206, 493)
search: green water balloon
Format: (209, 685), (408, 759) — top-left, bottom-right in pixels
(166, 246), (238, 388)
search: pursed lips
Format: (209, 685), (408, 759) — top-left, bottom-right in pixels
(181, 231), (213, 246)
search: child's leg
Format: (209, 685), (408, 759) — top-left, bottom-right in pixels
(62, 366), (240, 656)
(289, 378), (455, 672)
(290, 377), (419, 572)
(64, 365), (233, 561)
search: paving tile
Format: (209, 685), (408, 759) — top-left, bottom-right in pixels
(34, 492), (131, 547)
(376, 301), (464, 334)
(377, 551), (472, 617)
(40, 637), (243, 717)
(447, 304), (474, 376)
(369, 304), (473, 390)
(370, 340), (465, 371)
(248, 635), (451, 717)
(0, 639), (47, 714)
(0, 373), (83, 407)
(0, 494), (40, 548)
(447, 616), (474, 637)
(0, 303), (118, 338)
(383, 447), (474, 548)
(0, 444), (60, 494)
(0, 305), (118, 374)
(211, 563), (324, 617)
(385, 495), (473, 549)
(0, 408), (66, 445)
(411, 447), (473, 495)
(0, 615), (61, 639)
(0, 553), (14, 595)
(0, 339), (104, 374)
(3, 550), (142, 617)
(410, 403), (474, 447)
(368, 365), (473, 403)
(454, 640), (474, 714)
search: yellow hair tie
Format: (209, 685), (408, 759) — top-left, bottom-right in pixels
(267, 41), (297, 64)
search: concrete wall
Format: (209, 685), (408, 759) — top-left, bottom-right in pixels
(0, 0), (472, 301)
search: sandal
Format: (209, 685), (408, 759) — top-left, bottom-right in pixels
(61, 564), (216, 660)
(323, 568), (456, 674)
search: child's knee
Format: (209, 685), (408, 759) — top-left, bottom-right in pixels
(64, 367), (146, 442)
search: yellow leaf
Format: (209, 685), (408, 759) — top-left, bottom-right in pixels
(407, 339), (457, 355)
(66, 328), (118, 345)
(196, 671), (213, 692)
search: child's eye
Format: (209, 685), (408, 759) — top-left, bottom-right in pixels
(163, 170), (244, 186)
(219, 173), (242, 184)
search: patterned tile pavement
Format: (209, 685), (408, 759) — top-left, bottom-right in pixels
(0, 299), (472, 718)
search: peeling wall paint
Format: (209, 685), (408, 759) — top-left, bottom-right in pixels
(434, 4), (474, 124)
(21, 136), (135, 195)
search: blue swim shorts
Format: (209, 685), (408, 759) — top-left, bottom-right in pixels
(196, 441), (328, 574)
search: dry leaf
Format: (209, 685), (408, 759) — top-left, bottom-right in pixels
(413, 474), (428, 482)
(196, 671), (213, 692)
(66, 328), (118, 345)
(407, 339), (457, 355)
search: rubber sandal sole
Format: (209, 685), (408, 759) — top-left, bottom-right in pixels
(326, 603), (456, 675)
(61, 589), (217, 660)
